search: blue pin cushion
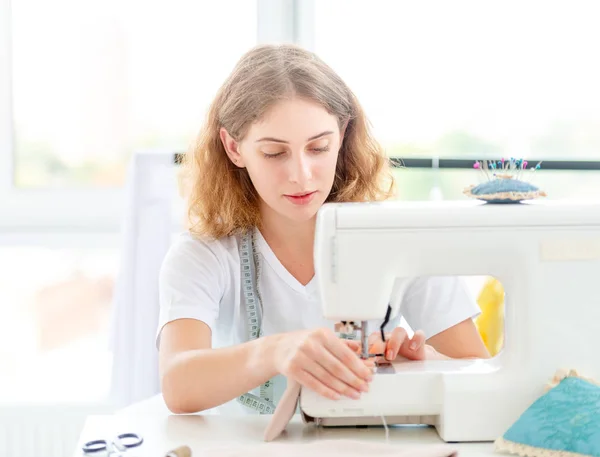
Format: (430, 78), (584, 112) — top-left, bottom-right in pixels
(463, 159), (547, 203)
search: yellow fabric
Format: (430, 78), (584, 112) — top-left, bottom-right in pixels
(475, 277), (505, 357)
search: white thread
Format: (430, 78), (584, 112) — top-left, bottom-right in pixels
(380, 411), (389, 443)
(375, 365), (390, 443)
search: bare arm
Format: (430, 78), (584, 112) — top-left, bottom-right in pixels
(427, 318), (490, 359)
(159, 319), (374, 414)
(158, 318), (282, 414)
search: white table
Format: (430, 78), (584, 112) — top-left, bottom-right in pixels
(73, 395), (499, 457)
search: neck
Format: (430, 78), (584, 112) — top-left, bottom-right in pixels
(258, 204), (316, 255)
(257, 202), (317, 286)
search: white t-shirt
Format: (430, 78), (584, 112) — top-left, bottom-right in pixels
(156, 229), (480, 413)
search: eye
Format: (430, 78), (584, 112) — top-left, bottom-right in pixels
(309, 139), (330, 153)
(262, 152), (285, 159)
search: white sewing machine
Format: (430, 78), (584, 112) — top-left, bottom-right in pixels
(299, 199), (600, 442)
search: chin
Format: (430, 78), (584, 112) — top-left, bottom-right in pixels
(261, 193), (326, 224)
(280, 199), (323, 223)
(282, 206), (319, 223)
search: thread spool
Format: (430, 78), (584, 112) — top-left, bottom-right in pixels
(164, 445), (192, 457)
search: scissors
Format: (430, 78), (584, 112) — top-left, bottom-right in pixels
(82, 432), (143, 456)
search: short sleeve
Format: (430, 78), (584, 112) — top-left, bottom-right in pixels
(398, 276), (481, 339)
(156, 233), (227, 349)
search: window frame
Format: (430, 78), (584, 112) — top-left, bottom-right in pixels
(395, 158), (600, 171)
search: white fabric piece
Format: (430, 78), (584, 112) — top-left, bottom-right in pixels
(109, 150), (180, 408)
(191, 439), (458, 457)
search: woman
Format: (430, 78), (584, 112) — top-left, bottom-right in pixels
(157, 43), (489, 415)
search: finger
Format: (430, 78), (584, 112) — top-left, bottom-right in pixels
(385, 327), (408, 360)
(322, 333), (373, 382)
(295, 369), (342, 401)
(368, 331), (390, 345)
(343, 339), (361, 353)
(315, 342), (371, 392)
(408, 330), (426, 352)
(363, 358), (376, 368)
(368, 332), (388, 355)
(343, 338), (377, 369)
(302, 355), (363, 399)
(399, 329), (427, 360)
(368, 332), (380, 346)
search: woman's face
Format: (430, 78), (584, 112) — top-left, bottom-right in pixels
(222, 97), (344, 225)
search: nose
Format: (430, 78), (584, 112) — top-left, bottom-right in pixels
(288, 151), (313, 186)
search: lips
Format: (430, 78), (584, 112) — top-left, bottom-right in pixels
(284, 191), (317, 205)
(286, 191), (315, 197)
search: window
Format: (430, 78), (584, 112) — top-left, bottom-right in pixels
(0, 239), (119, 402)
(312, 0), (600, 201)
(10, 0), (257, 188)
(1, 0), (260, 405)
(314, 1), (600, 162)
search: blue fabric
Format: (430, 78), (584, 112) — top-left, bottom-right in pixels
(470, 179), (539, 195)
(469, 179), (541, 203)
(501, 377), (600, 457)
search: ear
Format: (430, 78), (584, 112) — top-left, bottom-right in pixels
(220, 127), (245, 168)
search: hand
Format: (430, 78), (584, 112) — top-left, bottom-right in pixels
(367, 327), (447, 362)
(273, 328), (373, 401)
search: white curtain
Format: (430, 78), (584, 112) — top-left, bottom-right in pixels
(109, 150), (180, 408)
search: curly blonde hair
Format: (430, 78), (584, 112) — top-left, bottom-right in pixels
(182, 43), (396, 239)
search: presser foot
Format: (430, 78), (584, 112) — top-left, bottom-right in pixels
(340, 305), (394, 361)
(339, 320), (386, 361)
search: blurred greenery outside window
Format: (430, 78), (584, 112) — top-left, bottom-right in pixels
(10, 1), (600, 199)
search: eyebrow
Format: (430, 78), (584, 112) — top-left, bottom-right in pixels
(255, 130), (334, 144)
